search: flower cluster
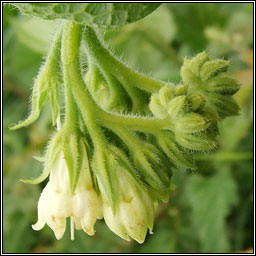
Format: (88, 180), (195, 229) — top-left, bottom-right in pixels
(32, 151), (99, 239)
(181, 51), (240, 119)
(149, 84), (215, 151)
(10, 22), (240, 243)
(31, 130), (155, 243)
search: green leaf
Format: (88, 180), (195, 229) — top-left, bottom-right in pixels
(183, 170), (238, 252)
(12, 3), (161, 28)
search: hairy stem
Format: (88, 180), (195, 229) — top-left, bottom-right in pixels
(62, 73), (78, 130)
(99, 111), (169, 132)
(61, 21), (106, 150)
(83, 26), (165, 93)
(62, 22), (169, 137)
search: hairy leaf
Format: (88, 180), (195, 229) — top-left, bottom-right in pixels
(12, 3), (161, 28)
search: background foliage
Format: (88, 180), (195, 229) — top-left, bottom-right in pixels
(3, 3), (253, 253)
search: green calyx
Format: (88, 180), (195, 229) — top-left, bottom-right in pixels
(11, 19), (241, 242)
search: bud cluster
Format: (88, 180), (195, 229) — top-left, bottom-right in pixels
(150, 52), (240, 155)
(149, 84), (216, 152)
(181, 51), (240, 119)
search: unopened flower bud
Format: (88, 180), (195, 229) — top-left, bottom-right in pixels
(173, 84), (188, 96)
(176, 132), (217, 151)
(180, 52), (240, 122)
(207, 93), (240, 118)
(205, 120), (219, 139)
(200, 59), (230, 82)
(132, 143), (171, 190)
(174, 113), (209, 134)
(167, 95), (187, 117)
(199, 105), (220, 121)
(149, 94), (168, 119)
(158, 84), (174, 107)
(206, 73), (240, 95)
(157, 132), (196, 169)
(188, 93), (206, 111)
(181, 52), (209, 84)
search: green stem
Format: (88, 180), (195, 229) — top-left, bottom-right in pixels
(62, 22), (122, 209)
(62, 76), (77, 130)
(61, 21), (106, 150)
(99, 111), (169, 132)
(62, 22), (168, 136)
(61, 24), (79, 131)
(83, 26), (165, 93)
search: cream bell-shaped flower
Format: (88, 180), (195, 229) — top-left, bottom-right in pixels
(72, 159), (100, 236)
(32, 152), (99, 240)
(100, 167), (155, 244)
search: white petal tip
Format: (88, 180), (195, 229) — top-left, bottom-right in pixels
(82, 227), (95, 236)
(32, 222), (45, 231)
(132, 234), (146, 244)
(136, 238), (145, 244)
(53, 229), (65, 240)
(55, 233), (64, 240)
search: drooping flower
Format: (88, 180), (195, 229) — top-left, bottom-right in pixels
(99, 164), (155, 243)
(32, 152), (99, 240)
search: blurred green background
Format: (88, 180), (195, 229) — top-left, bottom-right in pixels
(3, 3), (253, 253)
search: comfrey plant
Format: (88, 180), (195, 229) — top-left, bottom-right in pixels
(10, 3), (240, 243)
